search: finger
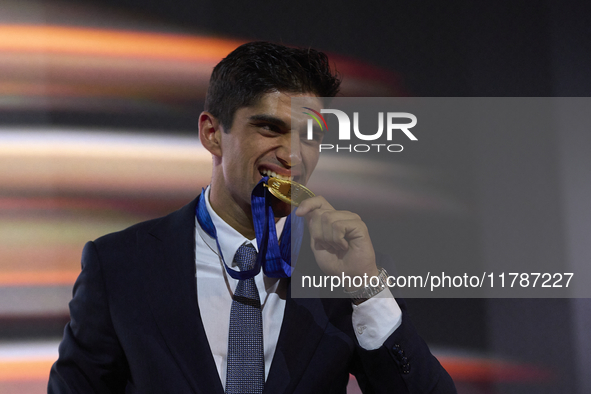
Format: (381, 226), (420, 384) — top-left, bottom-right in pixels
(307, 209), (354, 246)
(320, 212), (359, 251)
(331, 220), (351, 251)
(312, 239), (342, 256)
(331, 218), (368, 251)
(295, 196), (333, 217)
(299, 198), (334, 245)
(305, 207), (330, 247)
(314, 210), (360, 251)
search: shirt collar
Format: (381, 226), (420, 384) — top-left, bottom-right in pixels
(200, 186), (285, 271)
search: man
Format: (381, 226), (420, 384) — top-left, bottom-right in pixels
(48, 42), (456, 393)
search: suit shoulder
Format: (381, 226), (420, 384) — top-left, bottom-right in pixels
(94, 216), (160, 245)
(90, 215), (160, 257)
(92, 196), (199, 251)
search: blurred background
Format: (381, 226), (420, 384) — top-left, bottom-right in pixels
(1, 0), (590, 393)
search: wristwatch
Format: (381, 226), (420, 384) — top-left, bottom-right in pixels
(344, 267), (389, 305)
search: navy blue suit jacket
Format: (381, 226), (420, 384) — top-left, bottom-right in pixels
(48, 197), (456, 393)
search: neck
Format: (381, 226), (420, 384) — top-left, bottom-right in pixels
(209, 187), (257, 240)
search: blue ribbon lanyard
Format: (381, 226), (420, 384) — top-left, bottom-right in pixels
(196, 176), (304, 280)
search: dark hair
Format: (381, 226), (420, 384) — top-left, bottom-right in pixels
(204, 41), (341, 130)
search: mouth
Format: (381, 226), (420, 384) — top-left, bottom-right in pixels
(259, 168), (294, 182)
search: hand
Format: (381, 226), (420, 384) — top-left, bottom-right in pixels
(295, 196), (379, 289)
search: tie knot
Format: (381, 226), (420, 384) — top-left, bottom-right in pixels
(234, 243), (257, 272)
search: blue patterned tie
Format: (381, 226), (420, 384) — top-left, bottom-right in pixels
(225, 243), (264, 394)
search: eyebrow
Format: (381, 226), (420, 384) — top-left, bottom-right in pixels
(249, 114), (289, 129)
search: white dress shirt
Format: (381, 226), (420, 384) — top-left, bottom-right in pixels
(195, 187), (402, 388)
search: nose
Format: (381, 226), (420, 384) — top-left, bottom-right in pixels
(277, 132), (302, 168)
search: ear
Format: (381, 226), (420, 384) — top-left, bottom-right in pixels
(199, 111), (223, 157)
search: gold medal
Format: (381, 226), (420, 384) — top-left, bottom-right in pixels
(264, 177), (315, 206)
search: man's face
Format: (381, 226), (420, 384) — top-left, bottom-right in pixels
(216, 91), (324, 216)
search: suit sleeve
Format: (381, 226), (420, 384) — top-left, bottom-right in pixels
(351, 297), (457, 394)
(48, 241), (129, 394)
(341, 250), (455, 393)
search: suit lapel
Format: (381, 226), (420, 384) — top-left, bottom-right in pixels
(139, 197), (224, 394)
(263, 282), (329, 394)
(264, 227), (330, 394)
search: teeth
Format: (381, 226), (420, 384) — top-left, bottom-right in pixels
(260, 169), (293, 181)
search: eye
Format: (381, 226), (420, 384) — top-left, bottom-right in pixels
(255, 122), (282, 134)
(311, 130), (325, 142)
(300, 127), (324, 144)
